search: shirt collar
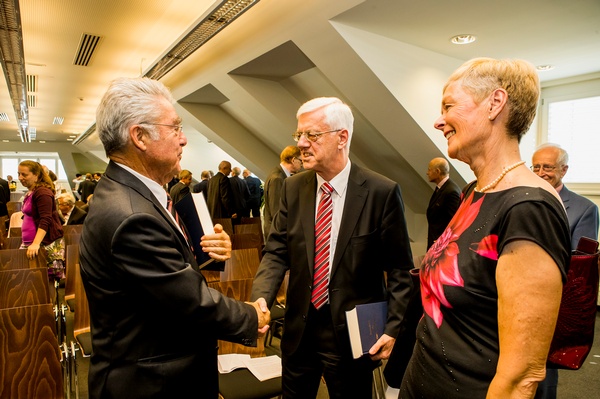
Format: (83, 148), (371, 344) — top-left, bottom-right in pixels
(437, 175), (450, 189)
(316, 160), (351, 198)
(114, 162), (169, 209)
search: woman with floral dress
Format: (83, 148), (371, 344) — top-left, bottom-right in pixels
(400, 58), (571, 398)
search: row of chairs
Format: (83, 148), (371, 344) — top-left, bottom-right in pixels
(0, 248), (68, 398)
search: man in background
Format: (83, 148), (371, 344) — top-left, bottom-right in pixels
(57, 192), (87, 225)
(532, 143), (599, 399)
(207, 160), (236, 219)
(72, 173), (84, 199)
(79, 77), (269, 398)
(230, 166), (251, 218)
(78, 173), (96, 204)
(169, 169), (193, 205)
(192, 170), (211, 200)
(425, 157), (461, 249)
(262, 145), (302, 238)
(251, 97), (413, 398)
(243, 169), (263, 218)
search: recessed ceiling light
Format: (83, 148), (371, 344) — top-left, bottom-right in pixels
(53, 116), (64, 125)
(39, 140), (46, 143)
(450, 34), (476, 45)
(536, 65), (555, 71)
(67, 138), (74, 141)
(2, 139), (9, 142)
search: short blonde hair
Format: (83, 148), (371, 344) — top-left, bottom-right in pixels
(445, 58), (539, 141)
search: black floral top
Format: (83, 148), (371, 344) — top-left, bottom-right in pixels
(400, 187), (570, 398)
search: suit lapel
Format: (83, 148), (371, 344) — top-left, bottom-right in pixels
(331, 164), (368, 276)
(559, 186), (571, 211)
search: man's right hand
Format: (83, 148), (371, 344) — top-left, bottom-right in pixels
(247, 298), (271, 334)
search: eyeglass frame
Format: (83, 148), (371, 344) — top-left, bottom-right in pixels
(530, 164), (560, 173)
(292, 129), (342, 142)
(139, 122), (183, 134)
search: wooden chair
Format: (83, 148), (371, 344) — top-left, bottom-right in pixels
(6, 201), (22, 219)
(213, 218), (234, 236)
(69, 258), (92, 399)
(63, 233), (81, 248)
(63, 225), (83, 236)
(0, 304), (65, 398)
(220, 248), (261, 282)
(0, 249), (47, 271)
(231, 233), (264, 259)
(3, 236), (22, 250)
(64, 244), (80, 312)
(0, 268), (51, 309)
(8, 227), (22, 237)
(234, 223), (264, 243)
(211, 278), (282, 399)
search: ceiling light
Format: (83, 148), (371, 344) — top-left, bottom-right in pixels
(39, 140), (46, 143)
(2, 140), (9, 142)
(67, 138), (73, 141)
(0, 113), (9, 121)
(450, 34), (476, 45)
(53, 116), (64, 125)
(536, 65), (555, 71)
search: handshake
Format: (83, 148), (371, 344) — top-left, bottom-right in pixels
(246, 297), (271, 334)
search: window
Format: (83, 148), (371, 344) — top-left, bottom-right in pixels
(547, 96), (600, 183)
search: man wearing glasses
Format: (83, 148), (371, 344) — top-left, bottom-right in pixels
(79, 77), (269, 399)
(251, 97), (414, 398)
(531, 142), (599, 399)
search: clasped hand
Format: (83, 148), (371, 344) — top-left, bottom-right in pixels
(247, 298), (271, 334)
(200, 224), (232, 261)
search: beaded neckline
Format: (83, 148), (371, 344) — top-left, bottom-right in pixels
(475, 161), (526, 193)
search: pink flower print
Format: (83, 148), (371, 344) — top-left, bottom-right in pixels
(421, 191), (484, 328)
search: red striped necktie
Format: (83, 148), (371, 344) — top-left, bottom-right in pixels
(311, 182), (333, 309)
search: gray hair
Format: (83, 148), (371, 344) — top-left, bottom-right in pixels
(57, 192), (76, 206)
(96, 77), (174, 156)
(536, 142), (569, 165)
(297, 97), (354, 147)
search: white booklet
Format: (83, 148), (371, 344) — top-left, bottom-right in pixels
(217, 354), (282, 381)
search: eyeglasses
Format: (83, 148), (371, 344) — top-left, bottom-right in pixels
(530, 164), (558, 173)
(292, 129), (341, 142)
(140, 122), (183, 134)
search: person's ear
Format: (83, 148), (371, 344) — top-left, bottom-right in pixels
(338, 129), (349, 148)
(488, 88), (508, 121)
(130, 125), (147, 151)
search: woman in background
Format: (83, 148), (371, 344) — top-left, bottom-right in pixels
(400, 58), (571, 398)
(18, 160), (64, 279)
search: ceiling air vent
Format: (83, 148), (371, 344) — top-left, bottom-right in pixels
(73, 33), (102, 67)
(28, 127), (36, 140)
(27, 94), (37, 107)
(0, 113), (9, 121)
(27, 74), (38, 92)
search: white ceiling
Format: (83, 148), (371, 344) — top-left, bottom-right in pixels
(1, 0), (598, 144)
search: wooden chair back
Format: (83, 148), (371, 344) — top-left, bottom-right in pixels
(64, 244), (79, 308)
(231, 233), (263, 259)
(0, 268), (51, 309)
(63, 233), (81, 247)
(8, 227), (21, 237)
(63, 224), (83, 236)
(0, 304), (64, 398)
(6, 201), (22, 218)
(0, 249), (46, 271)
(221, 248), (261, 282)
(72, 260), (90, 339)
(3, 236), (22, 250)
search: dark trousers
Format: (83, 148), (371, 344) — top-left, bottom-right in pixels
(534, 368), (558, 399)
(282, 304), (375, 399)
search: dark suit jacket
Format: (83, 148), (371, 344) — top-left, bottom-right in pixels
(78, 179), (96, 203)
(426, 178), (461, 249)
(229, 176), (250, 216)
(262, 165), (287, 238)
(79, 161), (258, 399)
(560, 185), (599, 248)
(192, 179), (209, 200)
(251, 164), (414, 357)
(0, 177), (9, 216)
(207, 172), (234, 218)
(244, 175), (263, 210)
(169, 181), (190, 205)
(65, 205), (87, 225)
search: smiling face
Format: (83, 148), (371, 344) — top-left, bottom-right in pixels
(531, 146), (568, 189)
(434, 81), (489, 163)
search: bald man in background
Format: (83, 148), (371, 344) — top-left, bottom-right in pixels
(426, 157), (460, 249)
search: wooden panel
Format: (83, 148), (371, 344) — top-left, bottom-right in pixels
(72, 260), (90, 338)
(0, 304), (64, 398)
(63, 234), (81, 247)
(231, 233), (263, 251)
(8, 227), (22, 237)
(63, 244), (79, 305)
(0, 268), (51, 309)
(221, 248), (260, 281)
(212, 218), (234, 236)
(6, 201), (22, 219)
(0, 249), (46, 271)
(3, 236), (22, 250)
(63, 225), (83, 236)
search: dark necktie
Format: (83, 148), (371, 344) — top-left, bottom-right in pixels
(312, 182), (333, 309)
